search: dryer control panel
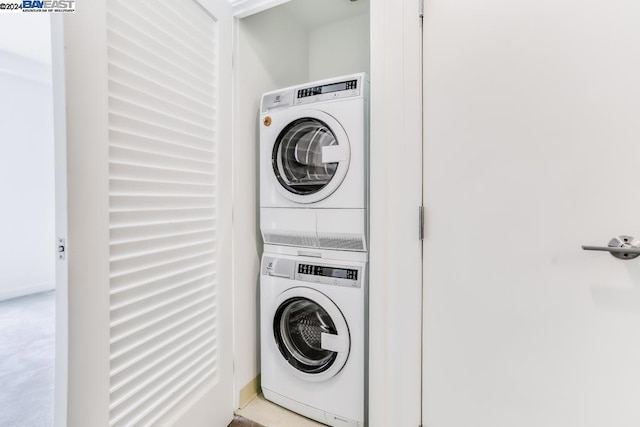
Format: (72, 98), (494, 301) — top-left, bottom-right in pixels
(261, 72), (368, 112)
(294, 78), (361, 106)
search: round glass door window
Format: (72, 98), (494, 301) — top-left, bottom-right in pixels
(273, 297), (338, 374)
(272, 118), (340, 196)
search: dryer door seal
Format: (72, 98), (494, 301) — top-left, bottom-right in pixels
(273, 287), (350, 382)
(270, 110), (351, 204)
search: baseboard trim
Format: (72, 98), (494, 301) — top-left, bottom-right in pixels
(238, 375), (261, 409)
(0, 283), (55, 302)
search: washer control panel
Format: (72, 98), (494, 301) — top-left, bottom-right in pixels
(295, 261), (361, 288)
(262, 256), (362, 288)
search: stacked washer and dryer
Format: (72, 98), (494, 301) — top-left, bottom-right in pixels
(259, 73), (369, 427)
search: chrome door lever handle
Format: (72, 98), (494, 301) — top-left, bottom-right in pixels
(581, 245), (640, 254)
(582, 235), (640, 260)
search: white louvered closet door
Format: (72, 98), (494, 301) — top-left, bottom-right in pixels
(106, 0), (233, 426)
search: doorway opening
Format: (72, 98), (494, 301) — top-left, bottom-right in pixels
(0, 13), (66, 427)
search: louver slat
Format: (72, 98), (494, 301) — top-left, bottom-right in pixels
(110, 113), (215, 151)
(107, 0), (220, 425)
(109, 61), (215, 116)
(110, 163), (214, 186)
(106, 25), (215, 99)
(108, 1), (215, 76)
(109, 80), (215, 129)
(110, 344), (216, 424)
(117, 1), (216, 59)
(111, 305), (216, 370)
(109, 97), (215, 141)
(110, 252), (215, 290)
(110, 317), (213, 387)
(110, 129), (213, 162)
(110, 208), (215, 227)
(109, 146), (213, 174)
(110, 179), (215, 197)
(110, 218), (215, 243)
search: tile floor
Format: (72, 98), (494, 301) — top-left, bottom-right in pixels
(236, 394), (326, 427)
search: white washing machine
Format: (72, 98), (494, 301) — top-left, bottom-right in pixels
(260, 251), (366, 427)
(260, 73), (369, 252)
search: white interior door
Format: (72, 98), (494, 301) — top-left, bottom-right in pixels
(64, 0), (234, 425)
(423, 1), (640, 426)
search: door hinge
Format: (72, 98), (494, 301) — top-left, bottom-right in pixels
(419, 206), (425, 240)
(419, 0), (424, 19)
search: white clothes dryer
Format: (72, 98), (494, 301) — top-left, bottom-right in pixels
(260, 252), (366, 427)
(260, 73), (369, 252)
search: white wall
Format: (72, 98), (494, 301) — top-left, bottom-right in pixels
(0, 15), (55, 301)
(233, 8), (309, 406)
(0, 14), (52, 64)
(308, 13), (370, 81)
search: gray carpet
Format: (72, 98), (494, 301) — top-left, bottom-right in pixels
(0, 291), (55, 427)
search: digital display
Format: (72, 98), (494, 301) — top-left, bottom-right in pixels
(321, 82), (348, 93)
(297, 79), (358, 99)
(320, 267), (348, 279)
(298, 264), (358, 280)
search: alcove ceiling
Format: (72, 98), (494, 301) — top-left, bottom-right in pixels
(230, 0), (368, 21)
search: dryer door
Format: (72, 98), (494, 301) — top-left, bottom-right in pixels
(273, 287), (350, 382)
(271, 110), (351, 204)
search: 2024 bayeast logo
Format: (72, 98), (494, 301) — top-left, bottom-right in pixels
(23, 0), (75, 12)
(0, 0), (75, 12)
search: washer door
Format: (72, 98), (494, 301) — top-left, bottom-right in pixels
(271, 110), (350, 204)
(273, 287), (350, 382)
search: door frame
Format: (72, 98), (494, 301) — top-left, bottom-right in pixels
(368, 0), (423, 425)
(51, 14), (68, 427)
